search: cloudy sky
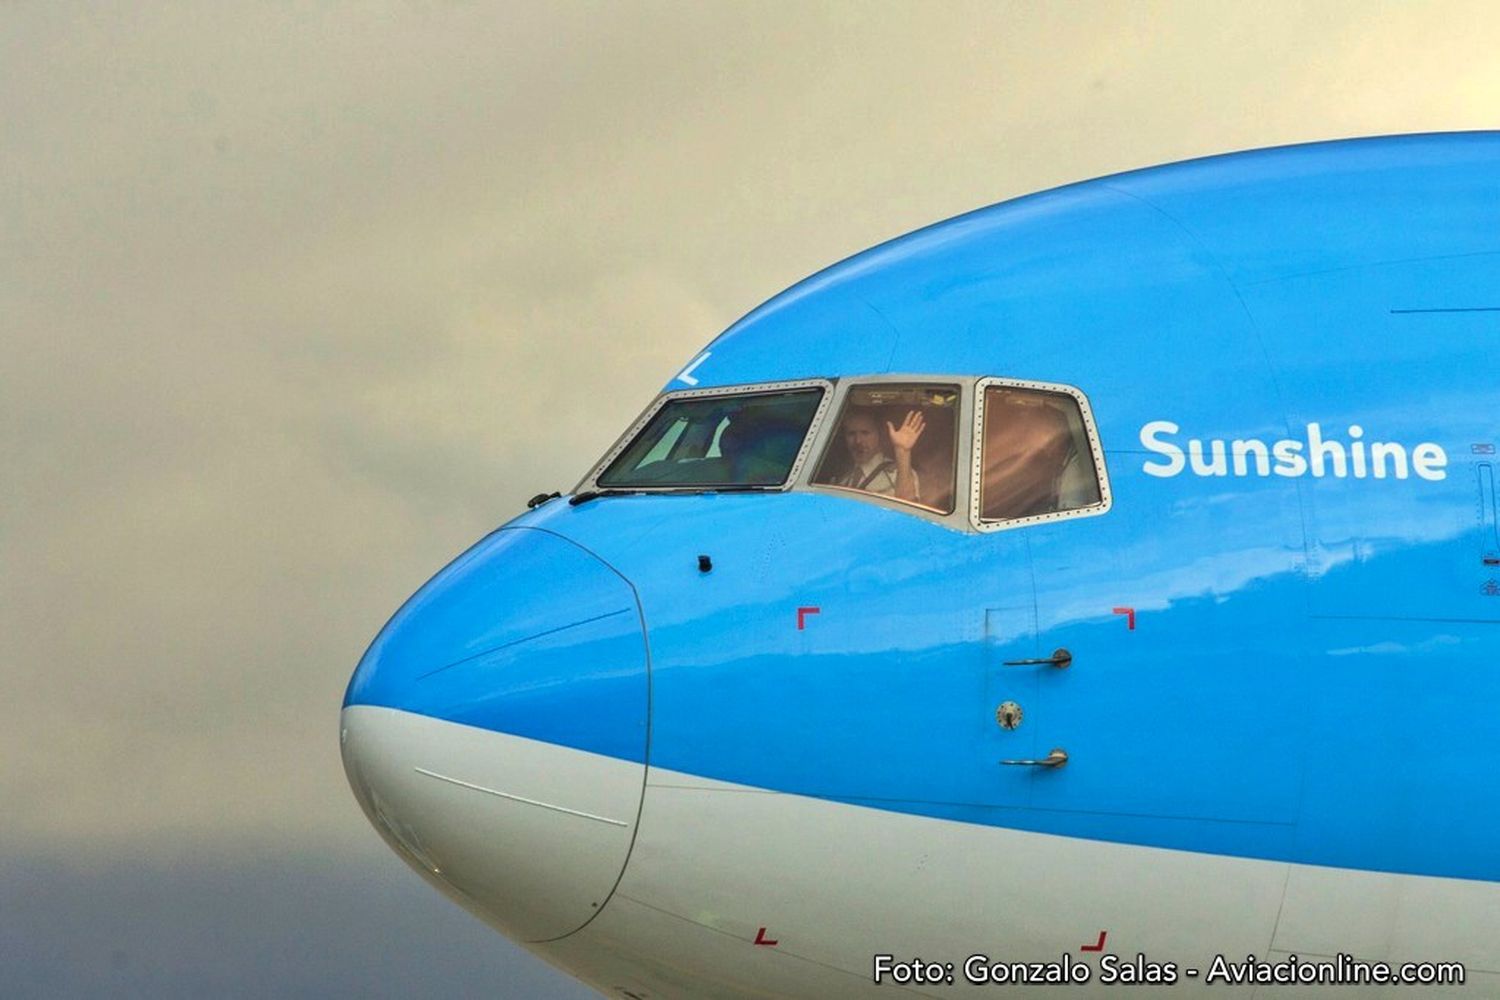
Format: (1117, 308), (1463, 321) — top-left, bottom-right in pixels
(4, 2), (1499, 995)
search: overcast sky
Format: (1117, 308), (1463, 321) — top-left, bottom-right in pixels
(5, 2), (1500, 996)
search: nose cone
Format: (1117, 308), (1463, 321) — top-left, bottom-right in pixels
(341, 527), (648, 942)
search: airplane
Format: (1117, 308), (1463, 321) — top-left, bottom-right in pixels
(340, 132), (1500, 997)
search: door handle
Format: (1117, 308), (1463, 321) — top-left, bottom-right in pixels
(1002, 647), (1072, 669)
(1000, 748), (1069, 768)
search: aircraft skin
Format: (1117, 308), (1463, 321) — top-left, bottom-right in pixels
(341, 133), (1500, 997)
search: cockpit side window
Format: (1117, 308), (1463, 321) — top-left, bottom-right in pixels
(975, 383), (1106, 526)
(812, 383), (960, 514)
(597, 387), (825, 488)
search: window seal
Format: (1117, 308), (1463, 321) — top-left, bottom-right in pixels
(574, 378), (836, 494)
(970, 376), (1112, 533)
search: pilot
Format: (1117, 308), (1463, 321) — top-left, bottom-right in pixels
(981, 395), (1074, 519)
(835, 407), (924, 503)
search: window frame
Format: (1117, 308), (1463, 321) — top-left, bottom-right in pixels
(575, 378), (835, 494)
(969, 376), (1112, 533)
(803, 376), (969, 523)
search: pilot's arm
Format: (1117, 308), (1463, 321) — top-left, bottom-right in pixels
(886, 410), (926, 503)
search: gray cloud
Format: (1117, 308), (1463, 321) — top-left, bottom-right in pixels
(0, 844), (597, 999)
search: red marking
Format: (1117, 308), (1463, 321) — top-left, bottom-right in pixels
(796, 606), (820, 630)
(1081, 930), (1107, 952)
(754, 927), (779, 946)
(1112, 607), (1135, 630)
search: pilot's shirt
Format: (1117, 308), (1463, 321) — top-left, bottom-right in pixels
(837, 453), (919, 500)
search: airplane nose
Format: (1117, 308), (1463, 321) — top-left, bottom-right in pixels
(340, 527), (648, 942)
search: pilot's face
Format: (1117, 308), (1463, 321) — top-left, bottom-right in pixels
(842, 414), (881, 464)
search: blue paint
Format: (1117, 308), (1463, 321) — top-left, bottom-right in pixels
(345, 527), (649, 762)
(346, 133), (1500, 884)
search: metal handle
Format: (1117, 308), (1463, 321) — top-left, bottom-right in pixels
(1002, 647), (1072, 669)
(1000, 748), (1069, 768)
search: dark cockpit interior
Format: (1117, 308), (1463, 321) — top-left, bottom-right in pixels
(590, 377), (1104, 527)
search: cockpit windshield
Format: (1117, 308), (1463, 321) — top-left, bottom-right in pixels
(597, 388), (824, 488)
(812, 383), (960, 513)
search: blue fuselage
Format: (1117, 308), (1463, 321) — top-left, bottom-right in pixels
(346, 132), (1500, 888)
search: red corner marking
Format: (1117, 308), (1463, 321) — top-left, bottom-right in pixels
(1111, 607), (1135, 631)
(754, 927), (779, 947)
(796, 606), (820, 630)
(1081, 930), (1107, 952)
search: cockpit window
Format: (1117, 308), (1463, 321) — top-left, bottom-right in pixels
(977, 384), (1103, 522)
(812, 383), (960, 513)
(597, 388), (824, 488)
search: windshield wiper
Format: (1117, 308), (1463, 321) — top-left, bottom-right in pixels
(569, 489), (641, 506)
(570, 485), (779, 506)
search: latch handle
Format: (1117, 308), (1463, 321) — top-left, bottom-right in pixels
(1002, 648), (1072, 669)
(999, 748), (1069, 768)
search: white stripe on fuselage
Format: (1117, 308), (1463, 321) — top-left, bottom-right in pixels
(365, 714), (1498, 997)
(560, 765), (1499, 997)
